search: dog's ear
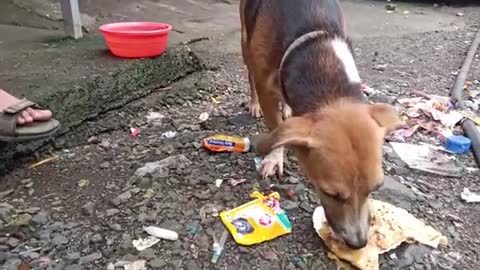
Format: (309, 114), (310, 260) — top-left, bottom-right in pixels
(253, 116), (314, 155)
(369, 103), (404, 132)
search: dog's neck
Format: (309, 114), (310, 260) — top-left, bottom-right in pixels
(279, 33), (365, 116)
(279, 30), (327, 75)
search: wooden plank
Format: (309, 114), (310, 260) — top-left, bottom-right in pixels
(60, 0), (83, 39)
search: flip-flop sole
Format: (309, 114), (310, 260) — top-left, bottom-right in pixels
(0, 122), (61, 143)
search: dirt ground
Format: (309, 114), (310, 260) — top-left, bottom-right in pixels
(1, 1), (480, 270)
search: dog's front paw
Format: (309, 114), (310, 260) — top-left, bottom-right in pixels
(249, 102), (263, 118)
(260, 147), (284, 179)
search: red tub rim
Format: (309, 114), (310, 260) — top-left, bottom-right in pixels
(99, 22), (172, 36)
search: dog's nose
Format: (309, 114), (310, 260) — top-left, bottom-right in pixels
(344, 233), (368, 249)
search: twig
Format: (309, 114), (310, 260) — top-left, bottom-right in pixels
(29, 155), (59, 169)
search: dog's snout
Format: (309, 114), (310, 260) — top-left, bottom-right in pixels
(334, 217), (369, 250)
(343, 232), (368, 249)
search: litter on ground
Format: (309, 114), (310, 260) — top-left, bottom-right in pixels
(143, 226), (179, 241)
(445, 135), (472, 154)
(389, 93), (466, 142)
(129, 127), (141, 137)
(203, 134), (251, 153)
(132, 236), (160, 251)
(145, 111), (165, 123)
(215, 178), (224, 188)
(108, 260), (147, 270)
(160, 130), (177, 139)
(211, 229), (229, 264)
(229, 178), (247, 187)
(29, 155), (59, 169)
(199, 112), (210, 122)
(127, 154), (191, 186)
(220, 191), (292, 246)
(390, 142), (465, 177)
(460, 188), (480, 203)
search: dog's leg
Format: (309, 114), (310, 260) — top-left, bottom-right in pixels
(256, 72), (285, 178)
(260, 147), (284, 178)
(248, 72), (262, 118)
(240, 21), (262, 118)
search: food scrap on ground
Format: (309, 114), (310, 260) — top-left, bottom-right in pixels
(228, 178), (247, 187)
(313, 199), (448, 270)
(220, 191), (292, 246)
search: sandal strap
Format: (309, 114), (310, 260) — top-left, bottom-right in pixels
(0, 99), (37, 137)
(3, 99), (37, 114)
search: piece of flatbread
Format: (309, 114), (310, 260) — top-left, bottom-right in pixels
(313, 199), (448, 270)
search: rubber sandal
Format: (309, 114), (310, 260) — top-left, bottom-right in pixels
(0, 99), (61, 143)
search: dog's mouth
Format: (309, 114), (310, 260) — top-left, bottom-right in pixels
(325, 214), (370, 250)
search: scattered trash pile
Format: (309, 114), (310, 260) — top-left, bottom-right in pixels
(388, 92), (464, 144)
(185, 132), (452, 268)
(363, 81), (480, 152)
(365, 82), (480, 203)
(363, 84), (480, 178)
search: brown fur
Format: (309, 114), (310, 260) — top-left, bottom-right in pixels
(241, 0), (403, 249)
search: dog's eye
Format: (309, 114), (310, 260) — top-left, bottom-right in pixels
(329, 193), (345, 202)
(320, 189), (345, 202)
(373, 182), (384, 191)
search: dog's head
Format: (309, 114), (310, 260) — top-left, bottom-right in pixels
(255, 101), (403, 249)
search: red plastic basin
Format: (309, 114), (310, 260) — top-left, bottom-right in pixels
(99, 22), (172, 58)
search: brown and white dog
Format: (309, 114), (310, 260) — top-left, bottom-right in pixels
(240, 0), (403, 249)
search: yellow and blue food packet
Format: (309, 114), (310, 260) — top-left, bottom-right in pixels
(220, 191), (292, 245)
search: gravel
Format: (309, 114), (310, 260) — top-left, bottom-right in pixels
(1, 7), (480, 270)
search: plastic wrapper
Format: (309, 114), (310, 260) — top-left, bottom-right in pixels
(203, 134), (250, 153)
(220, 191), (292, 246)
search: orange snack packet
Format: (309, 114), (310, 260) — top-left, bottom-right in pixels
(202, 134), (250, 153)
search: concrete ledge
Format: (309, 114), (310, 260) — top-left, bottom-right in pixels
(0, 44), (206, 172)
(41, 45), (204, 133)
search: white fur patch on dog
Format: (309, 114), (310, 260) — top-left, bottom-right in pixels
(331, 38), (361, 83)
